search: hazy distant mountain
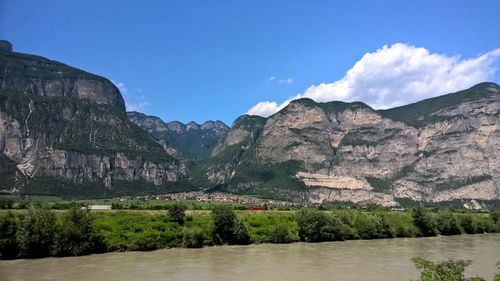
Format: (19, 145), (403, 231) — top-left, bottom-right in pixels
(127, 111), (229, 160)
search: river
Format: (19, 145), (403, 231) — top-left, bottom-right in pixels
(0, 234), (498, 281)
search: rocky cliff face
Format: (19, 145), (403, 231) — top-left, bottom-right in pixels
(0, 43), (185, 197)
(127, 111), (229, 160)
(201, 83), (500, 206)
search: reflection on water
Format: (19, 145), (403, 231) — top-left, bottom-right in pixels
(0, 234), (498, 281)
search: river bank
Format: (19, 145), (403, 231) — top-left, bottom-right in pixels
(1, 205), (499, 259)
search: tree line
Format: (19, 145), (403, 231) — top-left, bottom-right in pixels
(1, 204), (499, 259)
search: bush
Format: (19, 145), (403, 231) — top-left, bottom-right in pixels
(269, 223), (294, 244)
(232, 218), (250, 245)
(212, 205), (237, 244)
(296, 209), (353, 242)
(435, 210), (462, 235)
(182, 227), (205, 248)
(296, 208), (328, 242)
(17, 204), (56, 258)
(0, 212), (18, 259)
(0, 198), (14, 209)
(411, 256), (483, 281)
(132, 230), (163, 251)
(353, 213), (394, 239)
(167, 202), (187, 225)
(460, 215), (479, 234)
(411, 207), (438, 237)
(53, 205), (105, 256)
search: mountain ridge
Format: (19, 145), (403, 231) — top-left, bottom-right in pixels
(0, 41), (498, 206)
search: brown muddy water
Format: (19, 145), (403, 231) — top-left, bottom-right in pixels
(0, 234), (499, 281)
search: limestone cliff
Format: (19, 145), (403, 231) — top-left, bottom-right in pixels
(0, 42), (185, 197)
(201, 83), (500, 206)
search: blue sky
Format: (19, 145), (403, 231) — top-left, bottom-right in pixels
(1, 0), (500, 125)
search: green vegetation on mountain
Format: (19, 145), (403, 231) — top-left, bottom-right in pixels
(0, 155), (18, 189)
(274, 98), (374, 117)
(127, 111), (229, 160)
(379, 82), (500, 127)
(0, 90), (173, 163)
(0, 50), (106, 81)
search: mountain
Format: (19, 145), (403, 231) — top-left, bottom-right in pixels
(0, 41), (187, 198)
(127, 111), (229, 160)
(197, 83), (500, 206)
(1, 40), (499, 206)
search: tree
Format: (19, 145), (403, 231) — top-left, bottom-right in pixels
(0, 212), (18, 259)
(211, 205), (249, 245)
(411, 207), (438, 237)
(167, 202), (188, 225)
(212, 205), (237, 244)
(182, 227), (205, 248)
(435, 210), (462, 235)
(0, 198), (14, 209)
(232, 218), (250, 245)
(53, 205), (105, 256)
(411, 256), (485, 281)
(270, 222), (294, 243)
(296, 208), (328, 242)
(296, 209), (351, 242)
(17, 204), (56, 258)
(460, 215), (479, 234)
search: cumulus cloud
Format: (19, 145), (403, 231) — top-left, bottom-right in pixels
(248, 43), (500, 117)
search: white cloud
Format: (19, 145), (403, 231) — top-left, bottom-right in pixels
(278, 78), (294, 84)
(126, 101), (151, 112)
(112, 81), (151, 112)
(268, 75), (293, 85)
(248, 43), (500, 117)
(113, 81), (128, 95)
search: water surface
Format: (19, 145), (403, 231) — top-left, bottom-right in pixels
(1, 234), (498, 281)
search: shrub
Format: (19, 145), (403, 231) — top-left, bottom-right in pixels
(53, 205), (105, 256)
(0, 212), (18, 259)
(132, 230), (163, 251)
(460, 215), (479, 234)
(182, 227), (204, 248)
(435, 210), (462, 235)
(269, 222), (294, 243)
(212, 205), (237, 244)
(354, 213), (394, 239)
(211, 204), (249, 245)
(17, 204), (56, 258)
(411, 256), (483, 281)
(167, 202), (187, 225)
(296, 209), (354, 242)
(296, 208), (328, 242)
(0, 198), (14, 209)
(411, 207), (438, 237)
(232, 218), (250, 245)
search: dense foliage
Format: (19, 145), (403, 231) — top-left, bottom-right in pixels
(166, 202), (187, 225)
(0, 205), (498, 259)
(211, 205), (250, 245)
(411, 257), (493, 281)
